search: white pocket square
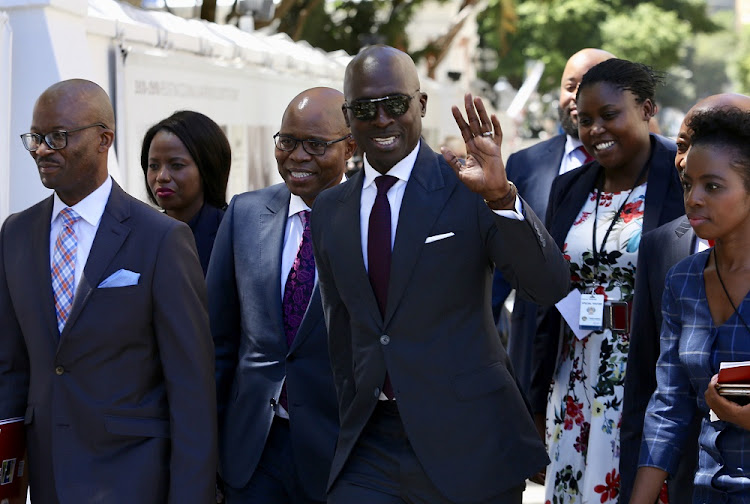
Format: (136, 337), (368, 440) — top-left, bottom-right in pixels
(425, 232), (455, 244)
(98, 269), (140, 288)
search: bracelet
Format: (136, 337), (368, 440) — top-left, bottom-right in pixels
(484, 182), (517, 210)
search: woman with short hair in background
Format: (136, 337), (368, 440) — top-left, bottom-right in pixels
(529, 58), (684, 503)
(631, 106), (750, 503)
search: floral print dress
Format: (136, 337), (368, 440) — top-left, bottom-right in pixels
(544, 184), (648, 504)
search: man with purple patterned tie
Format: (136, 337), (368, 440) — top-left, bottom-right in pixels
(0, 79), (216, 503)
(208, 87), (356, 504)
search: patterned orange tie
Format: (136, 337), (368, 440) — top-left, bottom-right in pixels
(51, 208), (81, 333)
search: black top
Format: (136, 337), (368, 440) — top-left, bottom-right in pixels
(187, 203), (225, 276)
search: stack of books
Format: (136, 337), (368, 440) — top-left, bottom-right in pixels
(0, 417), (27, 504)
(717, 361), (750, 406)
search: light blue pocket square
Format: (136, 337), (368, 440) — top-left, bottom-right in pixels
(98, 269), (140, 288)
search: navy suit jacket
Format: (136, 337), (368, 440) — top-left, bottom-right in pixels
(530, 134), (685, 413)
(188, 203), (225, 276)
(311, 141), (570, 503)
(208, 183), (339, 501)
(0, 182), (217, 503)
(619, 215), (700, 504)
(498, 134), (566, 394)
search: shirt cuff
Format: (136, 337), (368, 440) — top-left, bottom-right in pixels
(491, 195), (525, 221)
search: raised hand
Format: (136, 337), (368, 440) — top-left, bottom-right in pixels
(441, 93), (515, 209)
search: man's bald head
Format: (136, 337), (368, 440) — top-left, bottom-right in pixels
(344, 46), (421, 102)
(37, 79), (115, 131)
(282, 87), (349, 138)
(675, 93), (750, 171)
(342, 45), (427, 174)
(559, 48), (616, 138)
(276, 87), (355, 206)
(29, 79), (115, 206)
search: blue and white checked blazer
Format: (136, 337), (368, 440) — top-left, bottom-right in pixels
(640, 250), (750, 502)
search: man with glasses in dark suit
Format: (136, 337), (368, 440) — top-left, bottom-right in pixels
(209, 87), (355, 504)
(0, 78), (216, 503)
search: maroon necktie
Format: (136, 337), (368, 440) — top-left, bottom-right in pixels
(368, 175), (398, 399)
(279, 210), (314, 409)
(577, 145), (595, 164)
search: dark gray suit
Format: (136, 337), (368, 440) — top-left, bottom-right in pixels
(619, 215), (701, 504)
(0, 182), (217, 503)
(209, 183), (339, 502)
(500, 134), (567, 394)
(311, 142), (570, 503)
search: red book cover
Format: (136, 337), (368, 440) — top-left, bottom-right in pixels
(718, 361), (750, 384)
(0, 417), (28, 504)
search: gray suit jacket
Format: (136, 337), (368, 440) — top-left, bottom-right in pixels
(0, 182), (217, 504)
(311, 142), (570, 503)
(208, 183), (339, 501)
(619, 215), (700, 504)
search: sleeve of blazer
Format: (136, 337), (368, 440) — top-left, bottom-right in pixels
(152, 223), (217, 503)
(619, 230), (658, 504)
(311, 202), (355, 422)
(0, 218), (29, 420)
(484, 196), (569, 308)
(206, 197), (242, 423)
(529, 175), (567, 413)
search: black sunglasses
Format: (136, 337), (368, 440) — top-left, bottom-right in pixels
(20, 123), (108, 152)
(344, 92), (420, 121)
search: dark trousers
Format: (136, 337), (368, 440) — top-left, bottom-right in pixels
(225, 416), (324, 504)
(328, 401), (524, 504)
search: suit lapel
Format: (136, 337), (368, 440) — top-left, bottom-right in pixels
(673, 216), (695, 257)
(549, 164), (600, 249)
(61, 183), (131, 344)
(289, 284), (323, 354)
(260, 185), (291, 345)
(385, 144), (455, 325)
(334, 171), (383, 327)
(642, 137), (675, 234)
(32, 197), (59, 343)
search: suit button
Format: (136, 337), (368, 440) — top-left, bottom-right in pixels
(380, 335), (390, 345)
(287, 354), (296, 362)
(55, 366), (65, 375)
(373, 387), (380, 398)
(270, 398), (277, 407)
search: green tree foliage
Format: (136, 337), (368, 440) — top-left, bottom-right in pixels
(479, 0), (715, 93)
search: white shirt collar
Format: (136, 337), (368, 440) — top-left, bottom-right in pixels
(287, 193), (311, 218)
(51, 176), (113, 227)
(362, 140), (421, 190)
(286, 174), (346, 218)
(564, 135), (584, 156)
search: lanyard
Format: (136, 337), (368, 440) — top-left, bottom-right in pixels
(591, 162), (649, 280)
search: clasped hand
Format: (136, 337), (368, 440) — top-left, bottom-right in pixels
(705, 373), (750, 431)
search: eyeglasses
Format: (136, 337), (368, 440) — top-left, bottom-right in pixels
(273, 132), (351, 156)
(20, 123), (108, 152)
(344, 92), (420, 121)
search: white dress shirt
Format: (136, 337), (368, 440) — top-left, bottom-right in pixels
(360, 142), (524, 271)
(49, 176), (113, 293)
(560, 135), (589, 175)
(280, 193), (318, 298)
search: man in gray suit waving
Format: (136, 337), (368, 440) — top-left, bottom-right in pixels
(0, 79), (217, 503)
(311, 45), (569, 504)
(209, 87), (355, 503)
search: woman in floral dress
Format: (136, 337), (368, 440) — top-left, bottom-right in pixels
(528, 59), (685, 503)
